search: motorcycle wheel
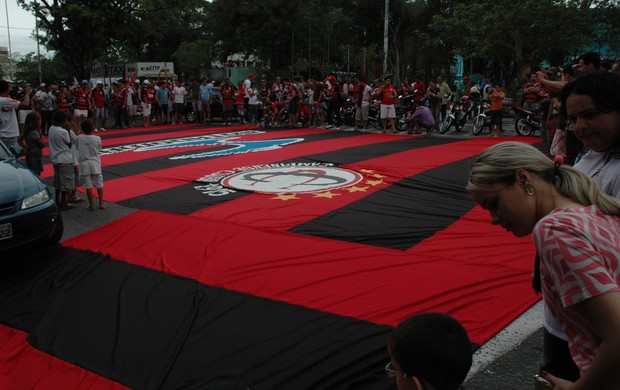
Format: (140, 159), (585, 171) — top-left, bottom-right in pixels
(344, 112), (355, 127)
(184, 110), (196, 123)
(438, 116), (452, 134)
(395, 113), (407, 131)
(515, 117), (534, 136)
(472, 115), (486, 135)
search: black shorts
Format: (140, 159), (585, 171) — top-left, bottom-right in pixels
(490, 110), (503, 124)
(289, 99), (298, 114)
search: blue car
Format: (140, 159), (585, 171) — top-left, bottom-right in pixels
(0, 140), (63, 253)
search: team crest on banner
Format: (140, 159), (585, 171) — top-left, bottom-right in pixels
(196, 163), (371, 195)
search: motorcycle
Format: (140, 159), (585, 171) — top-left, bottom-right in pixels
(367, 99), (382, 128)
(339, 98), (357, 127)
(511, 103), (543, 136)
(394, 95), (415, 131)
(439, 94), (472, 134)
(472, 100), (492, 135)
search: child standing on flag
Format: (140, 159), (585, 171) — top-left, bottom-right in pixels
(77, 119), (106, 211)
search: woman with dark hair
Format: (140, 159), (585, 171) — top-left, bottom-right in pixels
(18, 111), (45, 175)
(562, 71), (620, 196)
(536, 71), (620, 384)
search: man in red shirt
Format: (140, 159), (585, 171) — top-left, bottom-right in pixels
(412, 76), (426, 101)
(92, 81), (107, 131)
(377, 75), (397, 133)
(72, 81), (93, 132)
(220, 77), (235, 126)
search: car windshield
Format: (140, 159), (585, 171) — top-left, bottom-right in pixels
(0, 140), (11, 160)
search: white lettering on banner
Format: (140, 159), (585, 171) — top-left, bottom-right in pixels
(100, 130), (262, 156)
(194, 184), (236, 197)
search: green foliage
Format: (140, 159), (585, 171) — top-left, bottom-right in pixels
(15, 0), (620, 87)
(14, 53), (69, 85)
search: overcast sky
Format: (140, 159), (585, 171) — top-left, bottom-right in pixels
(0, 0), (49, 57)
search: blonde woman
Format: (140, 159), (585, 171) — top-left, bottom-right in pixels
(468, 141), (620, 390)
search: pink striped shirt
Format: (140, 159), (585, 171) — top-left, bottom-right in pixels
(534, 205), (620, 372)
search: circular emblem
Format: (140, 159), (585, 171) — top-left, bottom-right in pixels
(222, 166), (363, 194)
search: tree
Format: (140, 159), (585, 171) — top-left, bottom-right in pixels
(17, 0), (204, 80)
(429, 0), (594, 95)
(14, 53), (69, 85)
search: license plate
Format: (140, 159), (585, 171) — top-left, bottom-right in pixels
(0, 223), (13, 240)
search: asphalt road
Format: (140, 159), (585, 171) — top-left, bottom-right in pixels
(59, 115), (544, 390)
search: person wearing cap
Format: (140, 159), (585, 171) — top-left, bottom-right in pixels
(0, 80), (32, 148)
(92, 81), (107, 132)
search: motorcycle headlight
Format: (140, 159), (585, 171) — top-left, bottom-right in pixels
(21, 189), (51, 209)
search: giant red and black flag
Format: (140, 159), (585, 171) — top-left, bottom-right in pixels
(0, 125), (540, 389)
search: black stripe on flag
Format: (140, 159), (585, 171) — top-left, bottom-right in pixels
(0, 246), (394, 390)
(291, 157), (477, 250)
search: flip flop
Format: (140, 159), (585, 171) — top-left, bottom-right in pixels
(99, 203), (107, 209)
(86, 206), (95, 211)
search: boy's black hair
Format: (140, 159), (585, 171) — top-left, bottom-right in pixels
(81, 119), (94, 135)
(388, 312), (472, 390)
(0, 80), (10, 94)
(53, 110), (68, 125)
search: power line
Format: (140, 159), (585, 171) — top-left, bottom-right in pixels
(0, 25), (34, 31)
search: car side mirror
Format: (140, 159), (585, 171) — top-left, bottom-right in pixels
(10, 145), (26, 158)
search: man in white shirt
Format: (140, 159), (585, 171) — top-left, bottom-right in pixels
(355, 77), (373, 130)
(0, 80), (31, 148)
(172, 80), (187, 124)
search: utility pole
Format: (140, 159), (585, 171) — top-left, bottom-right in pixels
(34, 0), (42, 85)
(4, 0), (13, 80)
(383, 0), (389, 76)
